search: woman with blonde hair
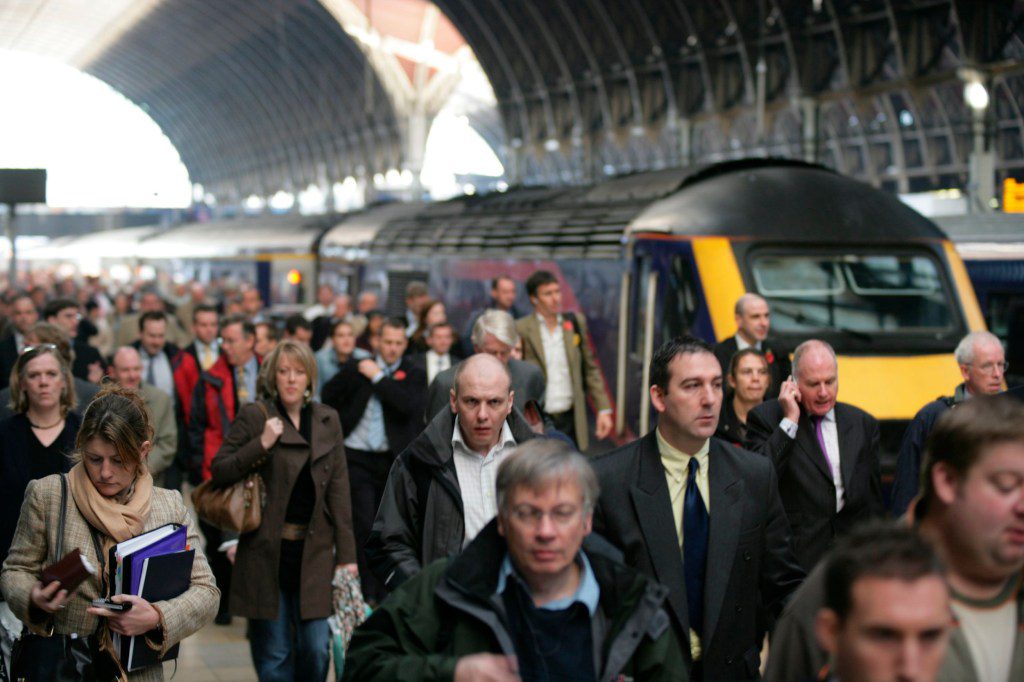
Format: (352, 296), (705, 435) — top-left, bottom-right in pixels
(212, 340), (357, 681)
(0, 385), (218, 680)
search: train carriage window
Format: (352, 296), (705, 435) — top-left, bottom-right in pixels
(662, 255), (700, 341)
(751, 252), (954, 334)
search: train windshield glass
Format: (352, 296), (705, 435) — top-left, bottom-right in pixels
(751, 252), (954, 335)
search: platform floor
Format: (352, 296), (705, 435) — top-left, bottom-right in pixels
(167, 617), (255, 681)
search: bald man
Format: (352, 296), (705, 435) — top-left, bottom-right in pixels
(366, 353), (539, 592)
(109, 346), (178, 487)
(745, 339), (882, 571)
(714, 293), (792, 399)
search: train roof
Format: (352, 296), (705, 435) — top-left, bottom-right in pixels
(136, 214), (329, 259)
(936, 212), (1024, 260)
(319, 202), (425, 259)
(20, 226), (161, 261)
(628, 160), (946, 242)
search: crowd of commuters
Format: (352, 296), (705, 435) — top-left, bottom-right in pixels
(0, 268), (1019, 682)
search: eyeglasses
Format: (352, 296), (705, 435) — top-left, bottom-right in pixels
(967, 361), (1009, 375)
(508, 505), (582, 528)
(20, 343), (58, 356)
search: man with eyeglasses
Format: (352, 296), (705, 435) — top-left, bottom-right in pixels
(890, 331), (1008, 516)
(367, 353), (538, 594)
(346, 439), (685, 682)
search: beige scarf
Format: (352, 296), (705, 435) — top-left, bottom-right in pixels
(68, 462), (153, 555)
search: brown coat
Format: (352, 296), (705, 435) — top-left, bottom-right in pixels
(0, 476), (219, 681)
(210, 401), (356, 620)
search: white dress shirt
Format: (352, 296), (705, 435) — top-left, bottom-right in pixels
(537, 314), (574, 414)
(141, 350), (175, 400)
(425, 350), (452, 385)
(780, 408), (844, 511)
(735, 334), (762, 351)
(451, 417), (517, 543)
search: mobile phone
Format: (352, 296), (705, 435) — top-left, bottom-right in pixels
(90, 598), (132, 612)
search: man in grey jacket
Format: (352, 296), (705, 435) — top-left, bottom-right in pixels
(367, 353), (539, 592)
(766, 395), (1024, 682)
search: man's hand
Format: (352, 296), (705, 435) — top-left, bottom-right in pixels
(779, 377), (801, 423)
(595, 412), (614, 440)
(260, 417), (284, 451)
(454, 654), (519, 682)
(358, 358), (382, 381)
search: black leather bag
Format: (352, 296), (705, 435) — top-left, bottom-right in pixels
(9, 475), (116, 681)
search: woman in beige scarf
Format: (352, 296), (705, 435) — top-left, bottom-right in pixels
(1, 385), (219, 681)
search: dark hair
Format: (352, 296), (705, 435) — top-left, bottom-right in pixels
(525, 270), (558, 298)
(492, 275), (514, 290)
(285, 313), (312, 335)
(728, 348), (767, 378)
(222, 314), (256, 339)
(823, 521), (944, 621)
(192, 303), (218, 322)
(329, 318), (355, 337)
(42, 298), (77, 320)
(381, 316), (408, 334)
(138, 310), (167, 332)
(9, 290), (34, 307)
(426, 322), (454, 337)
(254, 321), (279, 342)
(650, 335), (716, 391)
(918, 395), (1024, 516)
(405, 280), (428, 299)
(74, 384), (153, 475)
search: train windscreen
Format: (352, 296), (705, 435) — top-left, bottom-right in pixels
(750, 252), (955, 337)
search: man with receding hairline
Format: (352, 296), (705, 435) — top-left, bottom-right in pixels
(109, 346), (177, 487)
(713, 293), (791, 400)
(367, 353), (539, 592)
(746, 339), (883, 572)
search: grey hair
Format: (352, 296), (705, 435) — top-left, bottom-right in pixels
(496, 440), (600, 516)
(734, 292), (767, 316)
(471, 309), (520, 349)
(792, 339), (837, 379)
(452, 353), (512, 397)
(954, 331), (1002, 365)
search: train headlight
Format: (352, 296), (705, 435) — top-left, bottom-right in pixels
(287, 269), (302, 286)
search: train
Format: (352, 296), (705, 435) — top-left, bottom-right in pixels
(21, 158), (987, 457)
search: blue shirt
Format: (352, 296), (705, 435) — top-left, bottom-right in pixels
(496, 551), (600, 616)
(315, 346), (369, 398)
(344, 356), (402, 453)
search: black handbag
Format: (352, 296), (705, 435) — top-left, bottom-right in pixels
(9, 475), (117, 681)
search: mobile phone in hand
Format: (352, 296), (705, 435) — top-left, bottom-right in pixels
(90, 598), (132, 612)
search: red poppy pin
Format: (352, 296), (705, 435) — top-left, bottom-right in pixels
(393, 370), (406, 381)
(765, 350), (775, 364)
(562, 320), (573, 332)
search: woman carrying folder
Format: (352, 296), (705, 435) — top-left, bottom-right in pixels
(0, 385), (219, 680)
(211, 340), (357, 682)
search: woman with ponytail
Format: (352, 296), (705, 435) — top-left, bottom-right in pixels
(0, 384), (218, 680)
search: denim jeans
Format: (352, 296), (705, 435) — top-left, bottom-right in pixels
(248, 590), (330, 682)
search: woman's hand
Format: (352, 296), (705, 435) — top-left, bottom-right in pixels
(87, 595), (161, 637)
(337, 563), (358, 575)
(30, 580), (73, 614)
(260, 416), (284, 451)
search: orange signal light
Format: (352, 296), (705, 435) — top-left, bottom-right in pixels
(286, 269), (302, 286)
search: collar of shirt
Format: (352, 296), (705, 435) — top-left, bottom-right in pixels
(197, 339), (219, 353)
(14, 332), (25, 353)
(377, 356), (402, 374)
(452, 416), (516, 459)
(811, 407), (836, 424)
(535, 311), (563, 328)
(656, 427), (710, 488)
(496, 551), (600, 616)
(241, 355), (258, 377)
(735, 334), (762, 351)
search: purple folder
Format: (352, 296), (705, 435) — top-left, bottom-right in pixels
(125, 524), (187, 596)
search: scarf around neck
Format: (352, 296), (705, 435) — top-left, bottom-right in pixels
(68, 462), (153, 549)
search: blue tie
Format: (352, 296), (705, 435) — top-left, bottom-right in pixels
(684, 457), (709, 636)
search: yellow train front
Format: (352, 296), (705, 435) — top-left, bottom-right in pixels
(619, 159), (985, 466)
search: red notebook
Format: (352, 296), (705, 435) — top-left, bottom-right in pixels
(40, 548), (96, 593)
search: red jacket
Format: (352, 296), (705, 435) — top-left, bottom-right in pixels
(186, 354), (253, 482)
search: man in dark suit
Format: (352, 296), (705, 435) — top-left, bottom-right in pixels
(592, 336), (804, 681)
(424, 310), (544, 422)
(745, 339), (883, 573)
(0, 292), (37, 390)
(407, 321), (461, 385)
(321, 317), (426, 601)
(713, 293), (791, 400)
(130, 311), (182, 404)
(43, 298), (105, 383)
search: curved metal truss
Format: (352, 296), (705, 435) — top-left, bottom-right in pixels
(82, 0), (402, 203)
(435, 0), (1024, 191)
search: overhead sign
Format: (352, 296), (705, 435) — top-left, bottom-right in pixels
(1004, 177), (1024, 213)
(0, 169), (47, 204)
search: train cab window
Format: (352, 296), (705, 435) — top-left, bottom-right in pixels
(751, 252), (955, 335)
(662, 255), (700, 341)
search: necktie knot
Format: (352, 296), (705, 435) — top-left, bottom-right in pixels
(688, 457), (700, 476)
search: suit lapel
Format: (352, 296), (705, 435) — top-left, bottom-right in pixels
(836, 405), (859, 488)
(797, 414), (834, 483)
(704, 441), (743, 643)
(525, 317), (546, 373)
(629, 433), (689, 636)
(561, 315), (580, 386)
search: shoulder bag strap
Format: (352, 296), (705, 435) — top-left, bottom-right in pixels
(55, 474), (68, 561)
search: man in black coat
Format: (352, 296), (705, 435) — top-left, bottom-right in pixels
(713, 293), (791, 400)
(745, 339), (883, 573)
(592, 336), (804, 681)
(321, 317), (426, 601)
(0, 292), (38, 390)
(43, 297), (105, 383)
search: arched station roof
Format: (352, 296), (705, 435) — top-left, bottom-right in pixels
(2, 0), (1022, 199)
